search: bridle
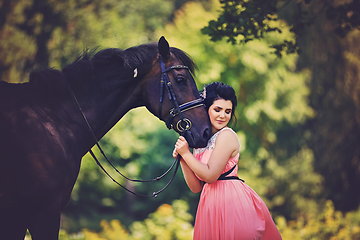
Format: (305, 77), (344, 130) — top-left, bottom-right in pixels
(158, 55), (204, 132)
(64, 54), (205, 198)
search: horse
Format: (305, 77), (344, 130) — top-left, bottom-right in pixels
(0, 36), (211, 240)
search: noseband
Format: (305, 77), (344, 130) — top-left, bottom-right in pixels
(158, 56), (204, 132)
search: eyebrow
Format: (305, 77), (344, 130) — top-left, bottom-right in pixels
(214, 106), (232, 111)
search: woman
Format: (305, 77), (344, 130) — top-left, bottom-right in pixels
(173, 82), (282, 240)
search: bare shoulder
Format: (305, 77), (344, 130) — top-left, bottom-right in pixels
(214, 128), (240, 156)
(217, 128), (238, 140)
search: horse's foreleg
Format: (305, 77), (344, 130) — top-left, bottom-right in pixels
(27, 206), (61, 240)
(0, 208), (27, 240)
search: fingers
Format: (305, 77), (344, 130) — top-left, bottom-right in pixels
(175, 140), (185, 149)
(176, 136), (187, 146)
(174, 135), (190, 157)
(172, 148), (178, 158)
(179, 136), (186, 141)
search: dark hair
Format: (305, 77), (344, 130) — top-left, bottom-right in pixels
(203, 82), (237, 125)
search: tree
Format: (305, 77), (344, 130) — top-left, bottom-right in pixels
(202, 0), (360, 56)
(160, 0), (327, 221)
(202, 0), (360, 212)
(0, 0), (176, 83)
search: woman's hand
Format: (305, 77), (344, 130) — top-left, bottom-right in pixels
(175, 136), (190, 156)
(172, 148), (178, 158)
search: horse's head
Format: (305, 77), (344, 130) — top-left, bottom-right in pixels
(142, 37), (211, 148)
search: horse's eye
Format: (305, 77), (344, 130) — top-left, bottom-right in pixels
(177, 76), (186, 84)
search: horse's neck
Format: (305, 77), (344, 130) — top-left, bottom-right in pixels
(74, 78), (143, 144)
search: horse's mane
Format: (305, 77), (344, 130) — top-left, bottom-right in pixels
(88, 43), (196, 79)
(25, 42), (196, 100)
(90, 43), (196, 77)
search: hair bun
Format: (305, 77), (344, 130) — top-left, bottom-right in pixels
(204, 82), (219, 99)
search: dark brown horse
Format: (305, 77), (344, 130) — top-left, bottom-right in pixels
(0, 37), (211, 239)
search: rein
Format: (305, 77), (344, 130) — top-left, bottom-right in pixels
(63, 55), (204, 198)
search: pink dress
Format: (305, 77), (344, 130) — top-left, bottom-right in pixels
(193, 127), (282, 240)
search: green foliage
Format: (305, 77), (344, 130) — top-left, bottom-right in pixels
(48, 0), (174, 69)
(63, 108), (184, 231)
(128, 200), (193, 240)
(201, 0), (297, 56)
(0, 0), (175, 82)
(277, 201), (360, 240)
(26, 200), (360, 240)
(202, 0), (360, 56)
(67, 200), (193, 240)
(202, 0), (279, 42)
(0, 0), (37, 83)
(3, 0), (360, 237)
(242, 146), (324, 220)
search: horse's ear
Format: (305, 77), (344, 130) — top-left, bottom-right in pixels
(158, 36), (170, 59)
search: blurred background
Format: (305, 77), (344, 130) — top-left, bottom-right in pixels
(1, 0), (360, 239)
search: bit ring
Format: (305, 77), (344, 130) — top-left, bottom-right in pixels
(176, 118), (192, 132)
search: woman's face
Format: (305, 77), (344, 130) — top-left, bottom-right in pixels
(208, 98), (233, 135)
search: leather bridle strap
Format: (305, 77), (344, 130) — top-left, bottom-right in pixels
(158, 56), (205, 131)
(159, 56), (188, 128)
(165, 98), (204, 131)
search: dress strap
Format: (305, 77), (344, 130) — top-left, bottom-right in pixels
(217, 165), (244, 182)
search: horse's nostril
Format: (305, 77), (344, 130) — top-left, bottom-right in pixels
(203, 128), (210, 140)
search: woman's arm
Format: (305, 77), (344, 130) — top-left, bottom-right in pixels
(180, 160), (204, 193)
(173, 148), (203, 193)
(175, 129), (239, 184)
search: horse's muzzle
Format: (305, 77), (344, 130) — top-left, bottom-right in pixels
(183, 126), (210, 149)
